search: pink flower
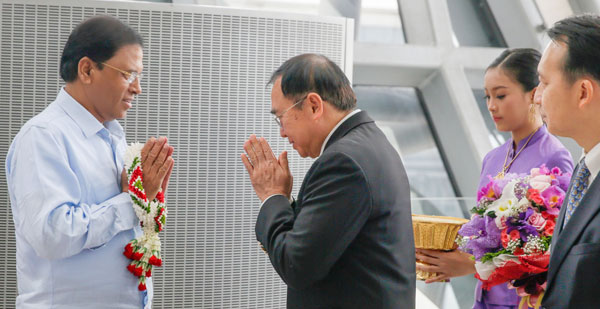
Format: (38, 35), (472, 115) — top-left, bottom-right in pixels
(550, 167), (563, 176)
(501, 229), (521, 248)
(530, 175), (552, 192)
(478, 180), (496, 202)
(542, 208), (559, 219)
(541, 186), (565, 209)
(527, 212), (547, 231)
(528, 189), (544, 206)
(544, 220), (556, 237)
(530, 167), (542, 177)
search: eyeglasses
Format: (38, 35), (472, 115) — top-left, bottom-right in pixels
(274, 95), (307, 127)
(101, 62), (142, 84)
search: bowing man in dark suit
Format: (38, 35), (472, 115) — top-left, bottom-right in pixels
(536, 14), (600, 308)
(241, 54), (416, 308)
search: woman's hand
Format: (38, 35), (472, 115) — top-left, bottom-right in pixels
(415, 249), (476, 283)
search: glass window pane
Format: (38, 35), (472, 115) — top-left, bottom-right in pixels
(354, 86), (462, 215)
(446, 0), (506, 47)
(357, 0), (405, 44)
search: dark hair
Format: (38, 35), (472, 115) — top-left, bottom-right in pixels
(487, 48), (541, 92)
(60, 15), (144, 82)
(547, 14), (600, 84)
(268, 54), (356, 111)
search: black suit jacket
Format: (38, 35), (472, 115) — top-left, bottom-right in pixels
(542, 164), (600, 308)
(256, 111), (416, 309)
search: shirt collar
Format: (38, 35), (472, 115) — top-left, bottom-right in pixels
(583, 141), (600, 184)
(56, 87), (124, 139)
(319, 109), (361, 156)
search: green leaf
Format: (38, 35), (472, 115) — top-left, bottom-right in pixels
(480, 249), (511, 263)
(127, 157), (140, 174)
(134, 179), (144, 191)
(471, 206), (486, 216)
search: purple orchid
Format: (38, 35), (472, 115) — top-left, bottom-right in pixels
(459, 215), (502, 260)
(555, 174), (571, 192)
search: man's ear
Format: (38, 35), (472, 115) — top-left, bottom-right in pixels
(577, 78), (595, 110)
(306, 92), (324, 120)
(78, 56), (95, 85)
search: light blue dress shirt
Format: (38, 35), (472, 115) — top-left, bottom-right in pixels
(6, 88), (152, 308)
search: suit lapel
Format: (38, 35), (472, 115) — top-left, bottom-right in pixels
(547, 172), (600, 288)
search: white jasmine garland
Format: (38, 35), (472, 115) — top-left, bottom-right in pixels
(122, 142), (167, 291)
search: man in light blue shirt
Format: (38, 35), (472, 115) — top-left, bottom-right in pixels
(6, 16), (174, 308)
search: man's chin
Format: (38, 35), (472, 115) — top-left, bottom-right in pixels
(294, 148), (311, 159)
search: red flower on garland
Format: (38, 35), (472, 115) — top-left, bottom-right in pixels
(123, 243), (134, 259)
(133, 266), (144, 277)
(138, 282), (146, 291)
(132, 252), (144, 261)
(156, 191), (165, 203)
(149, 255), (162, 267)
(154, 208), (166, 232)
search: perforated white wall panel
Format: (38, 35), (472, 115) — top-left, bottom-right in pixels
(0, 1), (353, 307)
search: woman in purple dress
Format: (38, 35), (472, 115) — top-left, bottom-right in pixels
(415, 48), (573, 308)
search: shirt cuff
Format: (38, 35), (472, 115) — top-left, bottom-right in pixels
(112, 192), (138, 230)
(260, 194), (293, 208)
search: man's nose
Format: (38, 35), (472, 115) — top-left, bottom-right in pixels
(280, 126), (286, 138)
(130, 78), (142, 95)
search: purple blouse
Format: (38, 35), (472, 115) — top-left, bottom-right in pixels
(474, 125), (573, 307)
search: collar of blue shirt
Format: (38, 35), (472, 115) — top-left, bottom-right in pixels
(56, 87), (125, 139)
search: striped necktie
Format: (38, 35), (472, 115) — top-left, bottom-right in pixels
(564, 158), (591, 225)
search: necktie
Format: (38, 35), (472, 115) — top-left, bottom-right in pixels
(564, 159), (591, 225)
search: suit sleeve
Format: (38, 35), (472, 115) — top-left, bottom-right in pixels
(255, 152), (371, 290)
